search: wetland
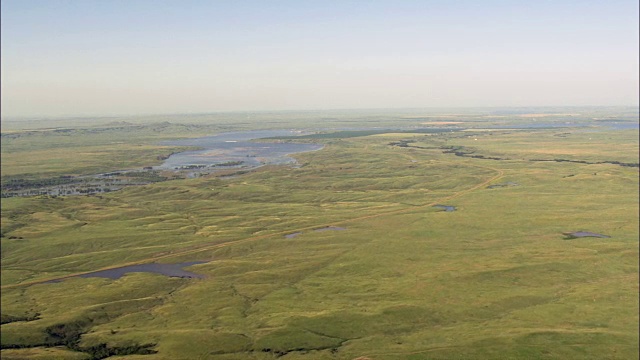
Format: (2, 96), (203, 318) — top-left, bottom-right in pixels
(1, 130), (323, 198)
(157, 130), (324, 171)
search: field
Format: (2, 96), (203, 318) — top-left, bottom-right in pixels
(1, 108), (638, 359)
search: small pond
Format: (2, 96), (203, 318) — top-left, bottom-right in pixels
(433, 205), (456, 212)
(563, 231), (611, 239)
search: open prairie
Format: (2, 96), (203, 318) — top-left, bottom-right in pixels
(1, 109), (638, 359)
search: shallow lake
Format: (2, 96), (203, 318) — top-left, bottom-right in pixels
(44, 261), (209, 283)
(157, 130), (323, 170)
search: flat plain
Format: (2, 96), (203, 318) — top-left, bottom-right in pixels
(1, 108), (638, 359)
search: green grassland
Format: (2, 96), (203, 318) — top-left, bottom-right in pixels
(0, 122), (214, 180)
(1, 110), (638, 359)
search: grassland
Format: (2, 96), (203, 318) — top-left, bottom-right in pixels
(1, 108), (638, 359)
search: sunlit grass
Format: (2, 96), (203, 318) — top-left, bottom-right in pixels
(1, 115), (638, 359)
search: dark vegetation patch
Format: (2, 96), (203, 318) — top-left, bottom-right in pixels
(74, 342), (157, 360)
(313, 226), (347, 232)
(0, 313), (41, 325)
(1, 311), (158, 359)
(1, 171), (168, 198)
(2, 176), (78, 190)
(388, 141), (639, 168)
(286, 306), (441, 345)
(387, 139), (439, 149)
(439, 145), (639, 167)
(215, 161), (245, 167)
(530, 158), (639, 167)
(254, 328), (345, 357)
(487, 182), (519, 189)
(1, 319), (157, 359)
(205, 333), (252, 355)
(250, 306), (445, 356)
(440, 145), (508, 160)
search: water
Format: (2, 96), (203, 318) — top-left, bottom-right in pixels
(563, 232), (610, 239)
(482, 120), (638, 131)
(433, 205), (456, 212)
(157, 130), (323, 170)
(602, 122), (639, 130)
(46, 261), (209, 282)
(1, 130), (325, 198)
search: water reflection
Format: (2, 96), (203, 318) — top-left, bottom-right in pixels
(158, 130), (323, 170)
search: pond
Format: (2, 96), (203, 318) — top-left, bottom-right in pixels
(563, 231), (610, 239)
(46, 261), (209, 282)
(433, 205), (456, 212)
(157, 130), (324, 170)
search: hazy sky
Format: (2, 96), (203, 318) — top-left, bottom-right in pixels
(2, 0), (638, 117)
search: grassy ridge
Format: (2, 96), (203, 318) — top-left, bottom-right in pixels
(1, 115), (638, 359)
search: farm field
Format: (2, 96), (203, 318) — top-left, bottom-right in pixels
(1, 109), (638, 359)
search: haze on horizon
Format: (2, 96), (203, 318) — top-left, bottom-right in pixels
(1, 0), (638, 119)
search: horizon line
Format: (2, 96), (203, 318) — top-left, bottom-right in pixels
(3, 104), (639, 121)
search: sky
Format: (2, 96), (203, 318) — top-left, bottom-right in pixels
(1, 0), (638, 118)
